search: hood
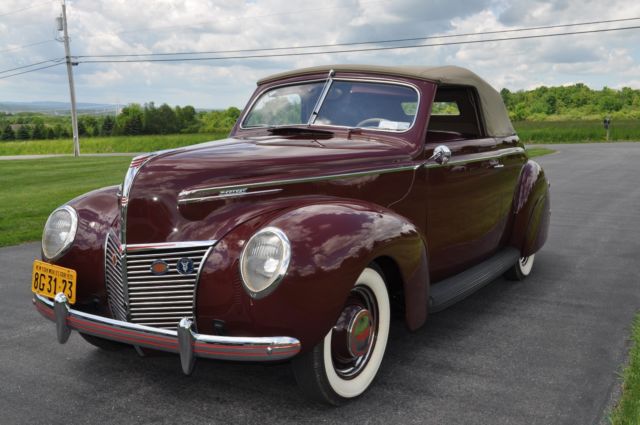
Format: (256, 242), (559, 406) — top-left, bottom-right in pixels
(124, 135), (415, 244)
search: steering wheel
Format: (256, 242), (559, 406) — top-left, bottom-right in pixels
(355, 117), (386, 128)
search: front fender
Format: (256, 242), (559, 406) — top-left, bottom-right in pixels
(509, 160), (551, 256)
(49, 185), (120, 313)
(195, 199), (428, 352)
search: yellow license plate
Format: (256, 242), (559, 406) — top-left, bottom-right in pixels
(31, 260), (77, 304)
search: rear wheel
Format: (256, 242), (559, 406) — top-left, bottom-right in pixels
(292, 266), (390, 405)
(504, 254), (535, 281)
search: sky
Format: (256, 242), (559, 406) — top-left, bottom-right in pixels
(1, 0), (639, 109)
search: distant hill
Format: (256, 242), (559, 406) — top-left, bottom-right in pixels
(0, 101), (119, 115)
(0, 101), (214, 115)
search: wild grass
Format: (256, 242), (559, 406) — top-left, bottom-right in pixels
(0, 132), (228, 155)
(610, 314), (640, 425)
(514, 119), (640, 144)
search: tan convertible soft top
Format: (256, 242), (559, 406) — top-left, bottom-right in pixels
(258, 65), (515, 138)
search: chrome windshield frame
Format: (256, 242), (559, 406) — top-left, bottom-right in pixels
(239, 76), (421, 134)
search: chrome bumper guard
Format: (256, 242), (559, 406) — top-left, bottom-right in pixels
(34, 293), (301, 375)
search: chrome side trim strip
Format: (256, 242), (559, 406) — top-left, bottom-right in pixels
(178, 188), (282, 205)
(35, 294), (301, 367)
(179, 163), (420, 200)
(423, 147), (525, 169)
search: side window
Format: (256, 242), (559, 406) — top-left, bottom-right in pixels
(427, 86), (484, 140)
(431, 101), (461, 116)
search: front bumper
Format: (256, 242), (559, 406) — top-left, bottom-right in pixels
(34, 293), (301, 374)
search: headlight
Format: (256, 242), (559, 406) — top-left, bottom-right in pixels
(42, 205), (78, 260)
(240, 227), (291, 298)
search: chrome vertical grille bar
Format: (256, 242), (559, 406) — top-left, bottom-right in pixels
(104, 232), (128, 321)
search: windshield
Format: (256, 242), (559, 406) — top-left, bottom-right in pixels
(243, 82), (324, 128)
(242, 80), (419, 131)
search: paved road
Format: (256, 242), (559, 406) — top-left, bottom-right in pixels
(1, 143), (639, 425)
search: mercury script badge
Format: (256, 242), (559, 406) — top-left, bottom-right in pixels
(219, 188), (248, 196)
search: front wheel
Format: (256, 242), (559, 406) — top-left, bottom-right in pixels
(292, 266), (390, 405)
(504, 254), (535, 281)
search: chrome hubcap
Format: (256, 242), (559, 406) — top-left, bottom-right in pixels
(348, 309), (373, 357)
(331, 286), (378, 379)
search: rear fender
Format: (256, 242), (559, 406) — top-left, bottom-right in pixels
(509, 160), (551, 256)
(195, 199), (429, 352)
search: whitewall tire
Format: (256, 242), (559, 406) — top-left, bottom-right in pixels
(292, 266), (391, 405)
(504, 254), (535, 281)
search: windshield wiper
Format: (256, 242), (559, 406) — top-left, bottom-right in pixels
(307, 69), (335, 125)
(267, 126), (334, 137)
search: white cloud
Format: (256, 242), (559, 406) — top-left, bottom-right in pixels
(0, 0), (639, 108)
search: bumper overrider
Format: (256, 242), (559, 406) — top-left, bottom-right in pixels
(33, 293), (301, 374)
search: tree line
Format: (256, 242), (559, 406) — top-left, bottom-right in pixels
(2, 83), (638, 141)
(0, 103), (241, 141)
(500, 84), (640, 121)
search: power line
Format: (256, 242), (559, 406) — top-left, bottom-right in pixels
(0, 0), (54, 18)
(77, 16), (640, 59)
(0, 62), (63, 80)
(76, 25), (640, 65)
(0, 58), (64, 75)
(0, 39), (56, 54)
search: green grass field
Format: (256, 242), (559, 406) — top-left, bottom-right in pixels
(0, 156), (133, 247)
(0, 132), (228, 155)
(610, 314), (640, 424)
(515, 119), (640, 143)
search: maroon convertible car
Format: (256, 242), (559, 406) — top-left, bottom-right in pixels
(32, 65), (550, 405)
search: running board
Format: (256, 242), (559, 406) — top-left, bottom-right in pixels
(429, 247), (520, 313)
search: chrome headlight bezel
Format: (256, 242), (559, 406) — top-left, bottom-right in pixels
(42, 205), (78, 260)
(239, 226), (291, 299)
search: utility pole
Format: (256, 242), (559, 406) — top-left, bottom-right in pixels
(57, 0), (80, 157)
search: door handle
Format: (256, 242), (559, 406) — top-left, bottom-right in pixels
(488, 159), (504, 169)
(428, 145), (452, 165)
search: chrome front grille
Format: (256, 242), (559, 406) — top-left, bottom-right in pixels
(104, 232), (128, 321)
(104, 233), (213, 330)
